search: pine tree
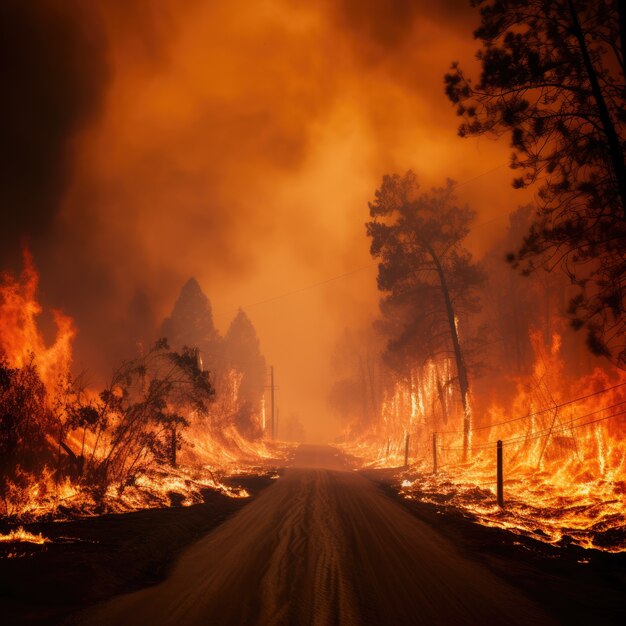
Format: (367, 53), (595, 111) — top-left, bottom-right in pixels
(223, 309), (266, 437)
(160, 278), (221, 361)
(367, 172), (484, 459)
(445, 0), (626, 364)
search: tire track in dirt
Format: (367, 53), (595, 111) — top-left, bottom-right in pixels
(76, 446), (556, 626)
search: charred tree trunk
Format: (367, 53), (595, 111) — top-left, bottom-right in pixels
(568, 0), (626, 219)
(170, 426), (177, 467)
(59, 440), (84, 479)
(435, 369), (449, 425)
(358, 357), (369, 428)
(428, 246), (472, 461)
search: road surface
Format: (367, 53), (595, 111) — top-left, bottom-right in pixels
(79, 445), (555, 625)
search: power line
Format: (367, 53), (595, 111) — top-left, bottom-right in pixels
(438, 400), (626, 451)
(213, 162), (511, 319)
(503, 406), (626, 447)
(213, 264), (377, 319)
(453, 163), (509, 189)
(439, 380), (626, 435)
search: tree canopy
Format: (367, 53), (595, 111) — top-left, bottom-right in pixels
(445, 0), (626, 365)
(160, 278), (221, 360)
(224, 309), (266, 436)
(366, 172), (484, 457)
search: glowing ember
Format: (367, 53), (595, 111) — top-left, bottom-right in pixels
(345, 331), (626, 552)
(0, 527), (48, 545)
(0, 254), (289, 523)
(0, 249), (75, 392)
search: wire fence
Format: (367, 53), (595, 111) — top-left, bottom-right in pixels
(437, 380), (626, 437)
(377, 380), (626, 506)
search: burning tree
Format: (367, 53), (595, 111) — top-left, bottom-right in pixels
(0, 255), (269, 520)
(366, 173), (484, 459)
(223, 309), (266, 438)
(78, 339), (214, 496)
(162, 280), (268, 442)
(0, 337), (215, 514)
(445, 0), (626, 364)
(161, 277), (221, 368)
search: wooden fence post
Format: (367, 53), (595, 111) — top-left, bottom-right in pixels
(404, 433), (410, 467)
(497, 440), (504, 508)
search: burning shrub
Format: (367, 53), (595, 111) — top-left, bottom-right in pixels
(0, 340), (215, 518)
(0, 253), (280, 522)
(77, 340), (214, 499)
(0, 254), (222, 517)
(0, 356), (56, 480)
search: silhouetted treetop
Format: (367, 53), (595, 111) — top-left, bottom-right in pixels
(224, 309), (266, 436)
(160, 278), (220, 356)
(445, 0), (626, 365)
(367, 172), (484, 458)
(225, 310), (263, 369)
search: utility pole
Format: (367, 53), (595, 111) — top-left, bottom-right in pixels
(496, 440), (504, 508)
(270, 366), (275, 440)
(264, 366), (279, 441)
(404, 433), (410, 467)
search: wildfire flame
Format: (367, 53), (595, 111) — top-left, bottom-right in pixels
(0, 249), (74, 393)
(0, 253), (288, 524)
(345, 331), (626, 551)
(0, 527), (48, 545)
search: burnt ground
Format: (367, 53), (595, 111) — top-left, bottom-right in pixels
(0, 456), (624, 626)
(75, 446), (555, 626)
(366, 468), (626, 626)
(0, 474), (277, 626)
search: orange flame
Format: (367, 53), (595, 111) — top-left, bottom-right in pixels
(0, 527), (48, 545)
(345, 330), (626, 551)
(0, 254), (289, 522)
(0, 249), (75, 391)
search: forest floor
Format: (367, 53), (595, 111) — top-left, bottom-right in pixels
(0, 473), (277, 625)
(0, 447), (624, 625)
(365, 468), (626, 626)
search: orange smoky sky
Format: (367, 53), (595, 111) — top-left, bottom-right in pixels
(2, 0), (532, 441)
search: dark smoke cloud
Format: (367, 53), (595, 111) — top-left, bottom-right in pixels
(1, 0), (526, 438)
(0, 0), (109, 265)
(330, 0), (475, 58)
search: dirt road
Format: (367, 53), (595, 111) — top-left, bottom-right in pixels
(78, 445), (555, 625)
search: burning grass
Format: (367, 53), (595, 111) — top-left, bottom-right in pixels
(1, 464), (250, 523)
(397, 458), (626, 552)
(0, 252), (290, 528)
(0, 441), (295, 524)
(344, 332), (626, 552)
(0, 527), (48, 545)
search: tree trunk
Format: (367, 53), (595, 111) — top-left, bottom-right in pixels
(429, 247), (472, 461)
(435, 369), (449, 425)
(544, 278), (552, 346)
(358, 357), (369, 427)
(568, 0), (626, 219)
(366, 357), (377, 420)
(59, 440), (83, 478)
(618, 0), (626, 75)
(170, 426), (177, 467)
